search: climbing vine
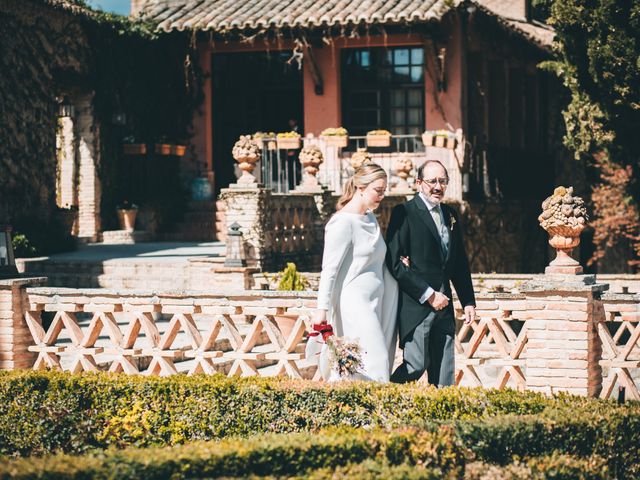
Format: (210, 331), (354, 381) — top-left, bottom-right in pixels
(0, 0), (203, 249)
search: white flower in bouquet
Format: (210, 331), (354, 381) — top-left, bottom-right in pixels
(306, 324), (364, 378)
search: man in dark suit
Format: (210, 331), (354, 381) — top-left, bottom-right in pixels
(386, 160), (476, 386)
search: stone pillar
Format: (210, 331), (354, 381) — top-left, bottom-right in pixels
(521, 275), (607, 397)
(76, 94), (101, 242)
(0, 278), (46, 370)
(56, 116), (77, 208)
(219, 187), (272, 269)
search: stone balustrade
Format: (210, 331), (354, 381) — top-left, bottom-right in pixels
(1, 275), (639, 398)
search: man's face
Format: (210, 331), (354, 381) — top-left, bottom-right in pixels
(417, 163), (448, 204)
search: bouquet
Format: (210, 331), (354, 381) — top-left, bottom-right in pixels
(306, 324), (364, 378)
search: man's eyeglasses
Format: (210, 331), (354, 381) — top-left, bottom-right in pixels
(421, 177), (449, 187)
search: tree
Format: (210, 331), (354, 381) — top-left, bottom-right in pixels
(543, 0), (640, 270)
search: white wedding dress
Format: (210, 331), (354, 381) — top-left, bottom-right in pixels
(314, 211), (398, 382)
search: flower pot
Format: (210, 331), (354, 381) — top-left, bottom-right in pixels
(274, 314), (298, 339)
(117, 208), (138, 231)
(277, 137), (301, 150)
(322, 135), (348, 148)
(421, 132), (435, 147)
(435, 135), (447, 148)
(154, 143), (171, 155)
(172, 145), (187, 156)
(123, 143), (147, 155)
(366, 134), (391, 148)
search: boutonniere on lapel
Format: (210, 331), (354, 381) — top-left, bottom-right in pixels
(450, 216), (456, 232)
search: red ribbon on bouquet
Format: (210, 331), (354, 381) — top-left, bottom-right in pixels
(308, 324), (334, 342)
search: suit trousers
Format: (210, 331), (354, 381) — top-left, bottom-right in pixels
(390, 307), (455, 386)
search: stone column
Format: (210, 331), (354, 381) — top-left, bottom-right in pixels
(521, 275), (607, 397)
(56, 116), (77, 208)
(0, 278), (46, 370)
(76, 94), (101, 242)
(219, 186), (272, 269)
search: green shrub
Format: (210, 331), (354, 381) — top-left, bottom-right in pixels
(0, 427), (464, 480)
(11, 233), (37, 258)
(465, 454), (610, 480)
(276, 262), (308, 291)
(0, 370), (635, 460)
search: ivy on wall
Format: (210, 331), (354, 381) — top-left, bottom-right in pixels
(0, 0), (203, 247)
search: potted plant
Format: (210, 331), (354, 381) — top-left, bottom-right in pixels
(171, 144), (187, 156)
(276, 131), (301, 150)
(253, 131), (276, 150)
(422, 130), (457, 149)
(274, 262), (308, 338)
(366, 129), (392, 147)
(122, 136), (147, 155)
(116, 200), (138, 231)
(154, 137), (172, 155)
(320, 127), (349, 148)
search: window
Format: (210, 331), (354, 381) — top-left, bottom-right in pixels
(341, 47), (425, 136)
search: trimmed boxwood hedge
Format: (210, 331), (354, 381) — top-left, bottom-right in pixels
(0, 432), (623, 480)
(0, 370), (636, 458)
(0, 427), (465, 480)
(0, 370), (627, 457)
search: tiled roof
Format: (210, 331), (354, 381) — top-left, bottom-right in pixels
(474, 0), (555, 49)
(140, 0), (454, 32)
(139, 0), (554, 49)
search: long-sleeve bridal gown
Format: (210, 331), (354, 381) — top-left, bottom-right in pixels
(315, 211), (398, 382)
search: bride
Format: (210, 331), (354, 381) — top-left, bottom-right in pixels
(311, 163), (398, 382)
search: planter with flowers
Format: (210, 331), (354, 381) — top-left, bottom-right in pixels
(422, 130), (457, 149)
(276, 131), (301, 150)
(366, 129), (392, 148)
(320, 127), (349, 148)
(123, 136), (147, 155)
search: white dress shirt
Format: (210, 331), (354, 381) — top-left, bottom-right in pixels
(417, 192), (450, 304)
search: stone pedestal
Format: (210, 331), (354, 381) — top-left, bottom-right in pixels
(0, 277), (47, 370)
(521, 274), (607, 396)
(219, 187), (271, 269)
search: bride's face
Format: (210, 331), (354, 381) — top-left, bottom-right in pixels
(360, 178), (387, 211)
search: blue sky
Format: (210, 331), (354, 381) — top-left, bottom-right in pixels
(86, 0), (130, 15)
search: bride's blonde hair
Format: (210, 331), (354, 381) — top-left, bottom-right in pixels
(336, 163), (387, 210)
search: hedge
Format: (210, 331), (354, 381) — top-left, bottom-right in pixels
(0, 432), (625, 480)
(0, 370), (628, 457)
(0, 427), (464, 480)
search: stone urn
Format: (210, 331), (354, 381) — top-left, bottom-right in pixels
(538, 186), (588, 274)
(232, 135), (261, 185)
(298, 145), (324, 189)
(349, 148), (372, 171)
(394, 157), (413, 191)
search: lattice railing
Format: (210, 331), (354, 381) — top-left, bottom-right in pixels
(599, 293), (640, 400)
(454, 296), (529, 391)
(23, 288), (315, 378)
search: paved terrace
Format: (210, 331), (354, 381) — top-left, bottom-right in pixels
(16, 242), (228, 290)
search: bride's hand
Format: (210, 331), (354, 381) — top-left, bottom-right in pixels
(400, 256), (410, 267)
(311, 309), (328, 326)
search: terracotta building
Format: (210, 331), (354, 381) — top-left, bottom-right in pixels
(136, 0), (561, 201)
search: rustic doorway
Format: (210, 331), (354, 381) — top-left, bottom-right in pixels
(211, 51), (303, 196)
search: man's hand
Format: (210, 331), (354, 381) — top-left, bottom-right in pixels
(428, 292), (449, 310)
(311, 309), (328, 327)
(464, 305), (476, 324)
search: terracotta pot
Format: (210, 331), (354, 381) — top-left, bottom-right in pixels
(154, 143), (171, 155)
(273, 314), (298, 339)
(123, 143), (147, 155)
(277, 137), (301, 150)
(322, 135), (348, 148)
(421, 132), (434, 147)
(366, 134), (391, 148)
(172, 145), (187, 156)
(117, 208), (138, 231)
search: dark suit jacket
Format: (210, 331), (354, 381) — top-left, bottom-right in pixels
(385, 195), (475, 346)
